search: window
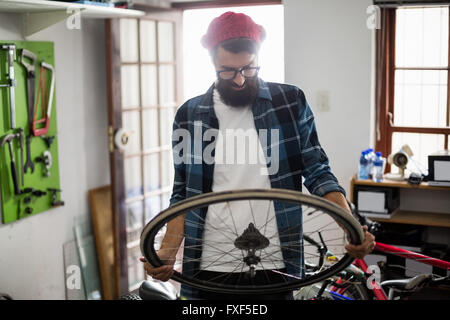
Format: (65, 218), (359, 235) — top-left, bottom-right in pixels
(376, 6), (450, 173)
(182, 5), (285, 100)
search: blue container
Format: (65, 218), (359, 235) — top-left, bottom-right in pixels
(358, 151), (369, 180)
(372, 152), (384, 182)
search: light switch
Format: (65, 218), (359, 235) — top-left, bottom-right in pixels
(317, 91), (330, 112)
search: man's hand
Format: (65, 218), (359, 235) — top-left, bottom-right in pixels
(345, 225), (376, 259)
(322, 192), (376, 259)
(140, 249), (176, 282)
(140, 214), (184, 281)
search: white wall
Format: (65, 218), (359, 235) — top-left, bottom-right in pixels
(0, 15), (110, 299)
(283, 0), (373, 194)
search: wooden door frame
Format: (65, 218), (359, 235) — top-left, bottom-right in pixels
(375, 8), (396, 166)
(105, 18), (128, 298)
(105, 9), (183, 296)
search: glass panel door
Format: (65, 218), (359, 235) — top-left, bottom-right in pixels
(119, 16), (179, 292)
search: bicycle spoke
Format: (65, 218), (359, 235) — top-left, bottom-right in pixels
(218, 263), (248, 285)
(224, 201), (247, 263)
(256, 212), (278, 235)
(262, 200), (273, 236)
(303, 209), (325, 225)
(209, 203), (240, 237)
(225, 201), (240, 236)
(204, 263), (246, 284)
(310, 220), (342, 235)
(248, 200), (257, 228)
(194, 247), (243, 274)
(304, 226), (341, 236)
(256, 250), (273, 284)
(187, 209), (238, 243)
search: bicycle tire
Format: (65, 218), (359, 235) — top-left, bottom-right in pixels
(141, 188), (365, 295)
(119, 293), (142, 300)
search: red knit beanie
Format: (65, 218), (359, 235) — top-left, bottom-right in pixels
(201, 11), (266, 51)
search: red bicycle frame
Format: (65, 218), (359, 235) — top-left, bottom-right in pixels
(331, 241), (450, 300)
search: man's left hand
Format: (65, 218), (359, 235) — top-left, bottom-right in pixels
(345, 226), (376, 259)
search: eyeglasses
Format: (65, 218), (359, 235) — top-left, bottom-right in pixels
(216, 66), (260, 80)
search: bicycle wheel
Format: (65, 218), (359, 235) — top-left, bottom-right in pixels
(331, 277), (372, 300)
(340, 282), (371, 300)
(119, 293), (142, 300)
(141, 189), (364, 295)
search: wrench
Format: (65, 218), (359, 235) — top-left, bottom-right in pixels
(24, 135), (34, 174)
(17, 128), (25, 186)
(20, 49), (37, 131)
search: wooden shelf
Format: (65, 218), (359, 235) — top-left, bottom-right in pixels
(352, 175), (450, 192)
(0, 0), (145, 36)
(370, 210), (450, 228)
(130, 2), (173, 12)
(351, 175), (450, 228)
(0, 0), (145, 17)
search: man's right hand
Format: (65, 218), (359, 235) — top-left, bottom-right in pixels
(140, 250), (176, 282)
(140, 215), (184, 282)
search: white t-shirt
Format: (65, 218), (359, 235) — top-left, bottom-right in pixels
(199, 89), (285, 272)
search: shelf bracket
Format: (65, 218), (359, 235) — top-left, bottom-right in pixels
(22, 8), (86, 37)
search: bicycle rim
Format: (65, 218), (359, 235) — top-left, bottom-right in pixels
(141, 189), (364, 295)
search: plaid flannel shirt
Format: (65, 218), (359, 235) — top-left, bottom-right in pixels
(170, 78), (345, 298)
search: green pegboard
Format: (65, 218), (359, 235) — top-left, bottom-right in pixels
(0, 41), (62, 224)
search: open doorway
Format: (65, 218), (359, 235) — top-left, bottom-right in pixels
(182, 4), (285, 100)
(105, 3), (284, 296)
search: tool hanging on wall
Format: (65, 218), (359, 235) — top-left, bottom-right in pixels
(0, 133), (21, 195)
(41, 135), (56, 149)
(47, 188), (64, 207)
(35, 150), (52, 177)
(21, 187), (47, 203)
(0, 44), (17, 130)
(19, 188), (47, 219)
(16, 128), (25, 186)
(19, 49), (37, 130)
(19, 49), (37, 174)
(32, 62), (55, 137)
(24, 135), (34, 173)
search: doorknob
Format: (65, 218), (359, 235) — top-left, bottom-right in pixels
(110, 127), (135, 152)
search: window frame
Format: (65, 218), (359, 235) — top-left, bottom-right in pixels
(375, 6), (450, 167)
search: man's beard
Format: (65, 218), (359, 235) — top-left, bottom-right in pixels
(216, 77), (259, 108)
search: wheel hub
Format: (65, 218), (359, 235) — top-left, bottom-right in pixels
(234, 223), (270, 277)
(234, 223), (270, 251)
